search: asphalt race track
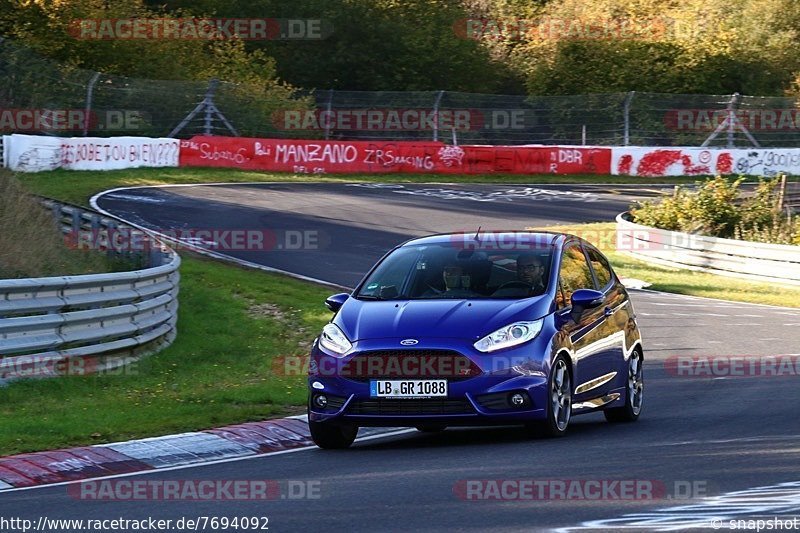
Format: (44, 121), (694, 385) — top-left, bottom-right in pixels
(3, 182), (799, 532)
(95, 183), (652, 287)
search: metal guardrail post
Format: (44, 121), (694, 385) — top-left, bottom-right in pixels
(70, 204), (80, 233)
(148, 233), (161, 267)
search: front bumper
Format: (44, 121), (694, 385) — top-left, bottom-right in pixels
(307, 337), (552, 427)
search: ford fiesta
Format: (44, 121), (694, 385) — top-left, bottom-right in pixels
(307, 232), (644, 449)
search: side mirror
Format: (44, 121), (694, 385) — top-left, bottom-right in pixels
(570, 289), (604, 310)
(325, 293), (350, 313)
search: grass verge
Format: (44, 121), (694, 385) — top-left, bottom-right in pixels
(0, 171), (123, 278)
(0, 257), (330, 455)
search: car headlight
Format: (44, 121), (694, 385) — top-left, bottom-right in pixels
(474, 320), (543, 353)
(319, 323), (352, 356)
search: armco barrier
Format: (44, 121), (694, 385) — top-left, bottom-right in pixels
(179, 136), (612, 175)
(616, 212), (800, 285)
(0, 201), (180, 383)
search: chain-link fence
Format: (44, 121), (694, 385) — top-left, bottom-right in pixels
(2, 38), (800, 147)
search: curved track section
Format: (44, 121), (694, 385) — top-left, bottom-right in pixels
(3, 182), (797, 532)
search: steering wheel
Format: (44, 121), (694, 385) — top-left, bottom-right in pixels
(491, 280), (532, 296)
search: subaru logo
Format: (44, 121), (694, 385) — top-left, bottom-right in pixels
(400, 339), (419, 346)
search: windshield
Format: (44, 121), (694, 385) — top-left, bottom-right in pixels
(356, 243), (553, 300)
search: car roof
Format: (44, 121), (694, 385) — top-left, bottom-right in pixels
(399, 231), (568, 248)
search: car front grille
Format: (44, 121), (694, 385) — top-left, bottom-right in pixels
(347, 398), (474, 415)
(340, 349), (481, 382)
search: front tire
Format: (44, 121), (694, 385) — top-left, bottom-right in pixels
(527, 354), (572, 438)
(309, 420), (358, 449)
(604, 350), (643, 423)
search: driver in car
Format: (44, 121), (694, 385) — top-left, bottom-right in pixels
(516, 254), (546, 295)
(421, 264), (473, 298)
(443, 265), (469, 291)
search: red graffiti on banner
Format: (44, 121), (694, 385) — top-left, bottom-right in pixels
(716, 152), (734, 174)
(178, 136), (612, 176)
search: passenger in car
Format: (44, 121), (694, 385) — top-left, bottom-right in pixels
(516, 254), (547, 295)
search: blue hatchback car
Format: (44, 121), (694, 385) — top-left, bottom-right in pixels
(307, 231), (644, 448)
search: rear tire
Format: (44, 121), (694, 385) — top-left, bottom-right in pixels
(604, 350), (644, 423)
(309, 420), (358, 449)
(527, 354), (571, 438)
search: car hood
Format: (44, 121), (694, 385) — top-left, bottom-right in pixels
(335, 297), (552, 342)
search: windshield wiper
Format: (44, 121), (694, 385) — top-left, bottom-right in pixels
(356, 294), (410, 301)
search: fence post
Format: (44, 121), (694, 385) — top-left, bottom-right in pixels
(701, 92), (758, 148)
(203, 79), (219, 135)
(169, 78), (238, 138)
(432, 90), (445, 142)
(83, 72), (101, 137)
(727, 92), (740, 149)
(623, 91), (635, 146)
(324, 89), (334, 140)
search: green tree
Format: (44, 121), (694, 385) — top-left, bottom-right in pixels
(145, 0), (524, 92)
(493, 0), (800, 96)
(0, 0), (310, 137)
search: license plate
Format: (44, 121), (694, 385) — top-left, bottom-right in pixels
(370, 380), (448, 398)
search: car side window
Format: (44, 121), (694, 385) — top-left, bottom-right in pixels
(586, 246), (613, 291)
(558, 244), (595, 308)
(555, 280), (567, 309)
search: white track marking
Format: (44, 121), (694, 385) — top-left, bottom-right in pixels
(559, 479), (800, 532)
(0, 428), (416, 494)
